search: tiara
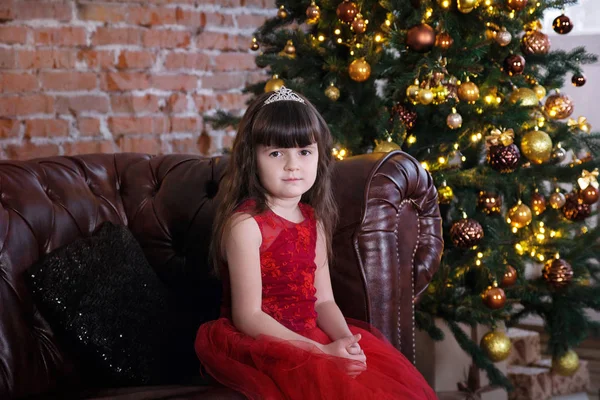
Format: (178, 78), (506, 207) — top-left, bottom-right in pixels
(264, 86), (306, 105)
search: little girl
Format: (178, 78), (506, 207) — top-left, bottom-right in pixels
(195, 87), (436, 399)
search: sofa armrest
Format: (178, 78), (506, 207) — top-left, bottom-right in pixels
(329, 150), (443, 363)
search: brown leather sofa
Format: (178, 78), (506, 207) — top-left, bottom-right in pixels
(0, 150), (443, 399)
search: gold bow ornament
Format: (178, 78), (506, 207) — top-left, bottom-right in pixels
(577, 168), (599, 190)
(567, 116), (591, 133)
(485, 128), (514, 148)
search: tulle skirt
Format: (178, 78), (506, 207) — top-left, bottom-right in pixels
(195, 318), (437, 400)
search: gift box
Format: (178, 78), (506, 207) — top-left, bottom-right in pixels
(505, 327), (541, 366)
(415, 318), (508, 400)
(507, 365), (552, 400)
(533, 359), (590, 396)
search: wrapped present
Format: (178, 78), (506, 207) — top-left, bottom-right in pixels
(505, 327), (541, 366)
(533, 359), (590, 396)
(507, 365), (552, 400)
(416, 318), (508, 400)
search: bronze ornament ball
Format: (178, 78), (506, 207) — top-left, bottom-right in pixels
(450, 218), (484, 248)
(501, 265), (518, 287)
(549, 191), (566, 209)
(336, 0), (359, 23)
(521, 30), (551, 55)
(458, 81), (480, 104)
(487, 144), (520, 173)
(562, 193), (591, 221)
(482, 286), (506, 309)
(406, 23), (436, 53)
(544, 93), (574, 120)
(478, 191), (502, 215)
(543, 258), (573, 288)
(531, 192), (546, 215)
(579, 186), (599, 205)
(553, 14), (573, 34)
(506, 0), (528, 11)
(572, 75), (586, 87)
(348, 58), (371, 82)
(503, 54), (526, 76)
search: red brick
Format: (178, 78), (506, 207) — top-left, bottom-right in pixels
(77, 117), (102, 136)
(142, 30), (190, 48)
(0, 26), (28, 44)
(25, 119), (69, 138)
(216, 92), (251, 110)
(145, 0), (195, 4)
(213, 53), (256, 71)
(196, 32), (248, 51)
(116, 50), (155, 69)
(174, 8), (205, 27)
(102, 72), (150, 91)
(63, 140), (115, 155)
(169, 116), (200, 133)
(40, 72), (97, 91)
(117, 136), (161, 154)
(110, 94), (160, 113)
(92, 27), (141, 46)
(0, 73), (38, 93)
(0, 0), (16, 21)
(200, 72), (244, 91)
(0, 49), (17, 69)
(151, 74), (197, 91)
(78, 49), (115, 69)
(34, 27), (87, 46)
(127, 6), (176, 26)
(204, 12), (234, 28)
(77, 3), (126, 22)
(18, 49), (77, 69)
(55, 95), (110, 114)
(235, 14), (268, 29)
(0, 119), (20, 138)
(192, 94), (218, 113)
(166, 93), (188, 113)
(108, 116), (155, 135)
(163, 52), (210, 70)
(6, 141), (59, 160)
(0, 95), (53, 116)
(170, 137), (198, 154)
(16, 1), (72, 21)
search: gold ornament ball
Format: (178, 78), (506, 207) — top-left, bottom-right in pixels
(458, 81), (480, 104)
(531, 191), (547, 215)
(352, 14), (367, 33)
(447, 112), (463, 129)
(521, 30), (551, 55)
(336, 0), (359, 23)
(508, 202), (533, 228)
(544, 93), (574, 119)
(348, 58), (371, 82)
(406, 84), (420, 105)
(457, 0), (479, 13)
(438, 184), (454, 205)
(509, 88), (539, 107)
(495, 30), (512, 46)
(521, 130), (553, 164)
(432, 84), (450, 105)
(374, 139), (401, 152)
(533, 85), (547, 100)
(277, 5), (288, 19)
(480, 331), (512, 362)
(418, 88), (434, 105)
(482, 286), (506, 309)
(306, 3), (320, 24)
(325, 84), (340, 101)
(553, 350), (580, 376)
(506, 0), (528, 11)
(283, 40), (296, 56)
(264, 76), (284, 92)
(549, 191), (566, 209)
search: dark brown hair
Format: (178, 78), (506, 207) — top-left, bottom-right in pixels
(211, 90), (337, 274)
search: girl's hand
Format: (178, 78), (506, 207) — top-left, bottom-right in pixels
(321, 334), (367, 377)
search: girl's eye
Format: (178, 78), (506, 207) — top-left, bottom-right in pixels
(300, 150), (312, 156)
(269, 151), (282, 157)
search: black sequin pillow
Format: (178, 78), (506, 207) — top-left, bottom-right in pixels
(27, 222), (194, 387)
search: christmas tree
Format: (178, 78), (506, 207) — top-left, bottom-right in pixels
(212, 0), (600, 390)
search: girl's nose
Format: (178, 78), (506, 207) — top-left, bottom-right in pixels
(285, 156), (300, 171)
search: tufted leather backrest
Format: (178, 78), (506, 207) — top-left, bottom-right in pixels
(0, 151), (442, 398)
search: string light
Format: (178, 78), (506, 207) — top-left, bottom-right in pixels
(407, 135), (417, 144)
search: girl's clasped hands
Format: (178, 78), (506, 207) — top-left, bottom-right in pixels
(321, 333), (367, 377)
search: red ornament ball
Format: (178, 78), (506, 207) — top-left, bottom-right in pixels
(406, 23), (436, 53)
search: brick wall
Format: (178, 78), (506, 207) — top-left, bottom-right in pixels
(0, 0), (273, 160)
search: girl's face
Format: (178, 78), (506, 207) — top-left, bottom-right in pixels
(255, 143), (319, 203)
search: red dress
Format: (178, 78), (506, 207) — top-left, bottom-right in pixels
(195, 199), (437, 400)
